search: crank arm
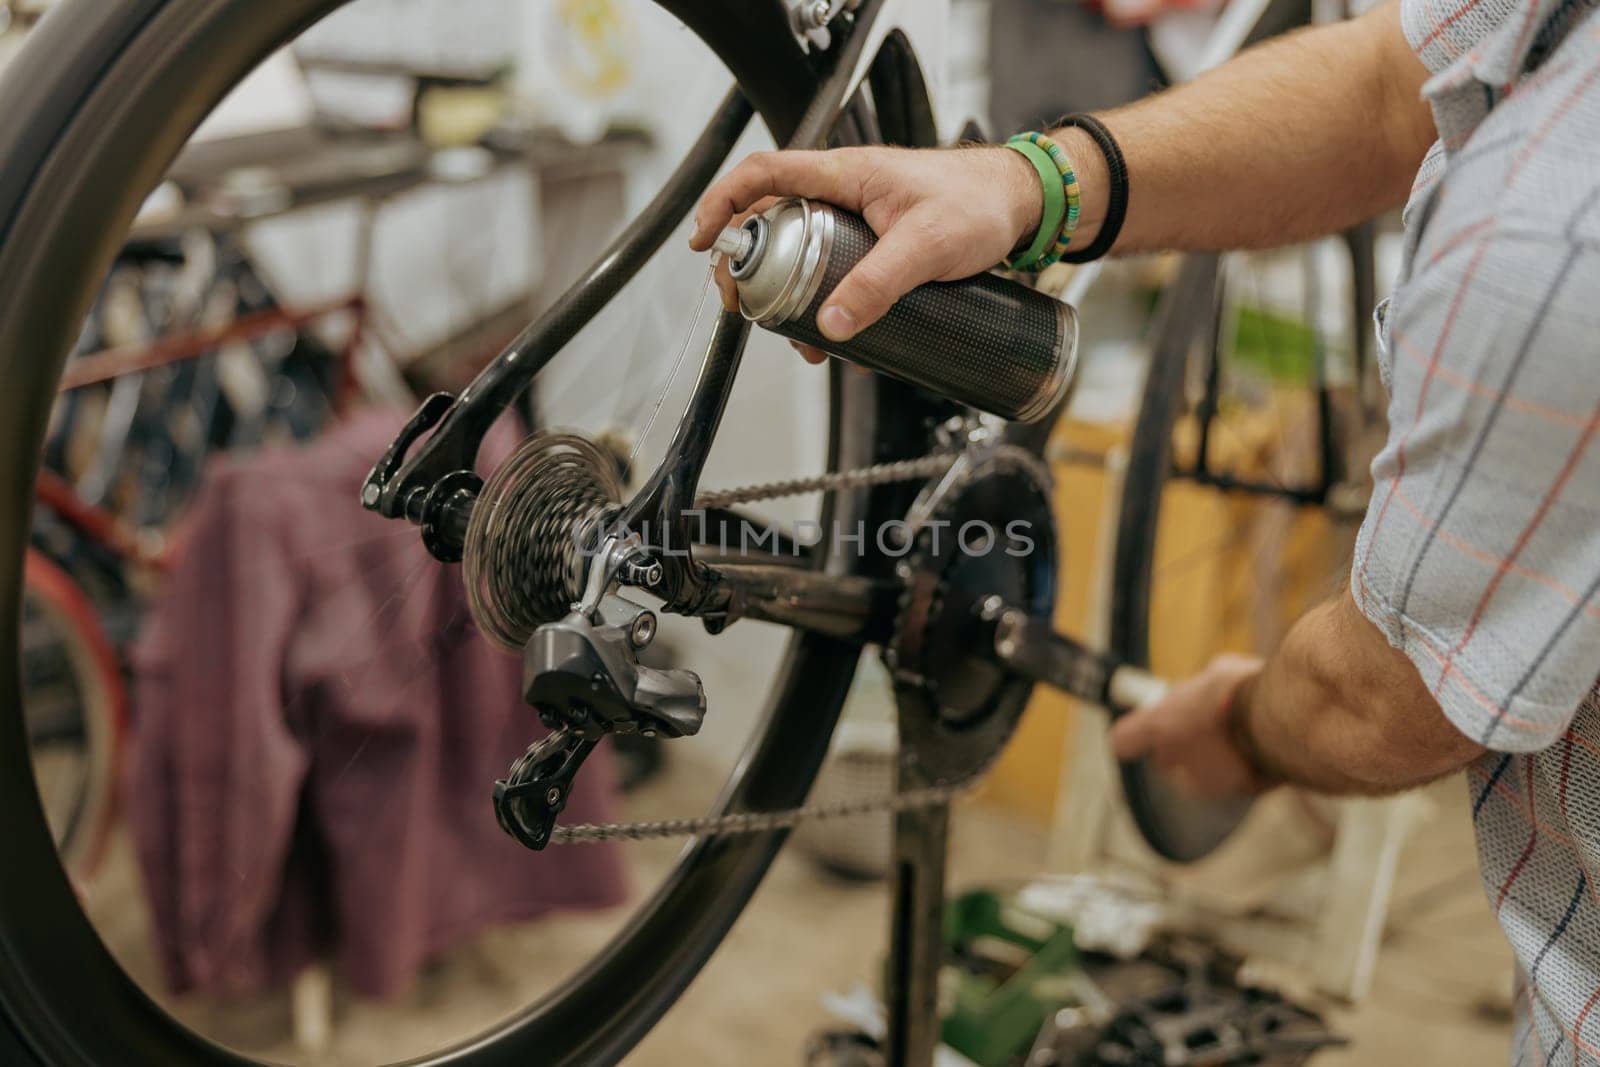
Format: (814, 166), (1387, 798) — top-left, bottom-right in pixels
(983, 602), (1168, 717)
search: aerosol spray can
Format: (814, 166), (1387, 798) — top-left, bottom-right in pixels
(712, 198), (1079, 423)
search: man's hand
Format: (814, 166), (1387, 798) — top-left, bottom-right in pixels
(1111, 654), (1272, 798)
(690, 146), (1044, 358)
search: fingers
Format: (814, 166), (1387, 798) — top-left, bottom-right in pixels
(817, 209), (947, 342)
(1113, 703), (1247, 797)
(1109, 667), (1206, 761)
(742, 195), (782, 221)
(691, 149), (868, 251)
(713, 256), (739, 312)
(791, 341), (829, 365)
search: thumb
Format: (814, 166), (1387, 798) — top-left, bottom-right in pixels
(817, 211), (946, 342)
(1109, 702), (1169, 762)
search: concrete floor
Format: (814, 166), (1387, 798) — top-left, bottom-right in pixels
(81, 751), (1514, 1066)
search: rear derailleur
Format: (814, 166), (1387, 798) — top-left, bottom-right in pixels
(493, 535), (706, 850)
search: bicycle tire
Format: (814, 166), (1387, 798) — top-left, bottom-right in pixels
(0, 2), (942, 1064)
(1107, 253), (1252, 863)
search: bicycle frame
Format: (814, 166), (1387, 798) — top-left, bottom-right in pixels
(32, 471), (156, 572)
(57, 292), (366, 402)
(364, 0), (968, 644)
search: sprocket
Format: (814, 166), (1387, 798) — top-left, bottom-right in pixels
(886, 445), (1058, 785)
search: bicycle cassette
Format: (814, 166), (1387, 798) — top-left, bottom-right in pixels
(887, 445), (1058, 784)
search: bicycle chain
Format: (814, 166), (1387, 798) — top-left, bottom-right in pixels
(691, 453), (960, 510)
(544, 448), (986, 846)
(549, 758), (994, 845)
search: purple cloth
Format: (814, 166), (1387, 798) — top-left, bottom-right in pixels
(129, 408), (627, 998)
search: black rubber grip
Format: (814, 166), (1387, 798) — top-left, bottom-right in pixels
(771, 209), (1071, 422)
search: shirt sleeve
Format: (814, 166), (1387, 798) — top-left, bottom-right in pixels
(1353, 219), (1600, 753)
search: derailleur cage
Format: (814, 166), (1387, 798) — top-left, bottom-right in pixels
(494, 729), (598, 850)
(494, 538), (707, 851)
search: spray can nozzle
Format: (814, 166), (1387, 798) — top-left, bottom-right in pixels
(712, 217), (766, 277)
(711, 225), (753, 263)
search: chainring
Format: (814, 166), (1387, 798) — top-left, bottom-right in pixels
(887, 445), (1058, 785)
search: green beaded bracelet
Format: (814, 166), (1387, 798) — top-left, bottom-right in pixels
(1002, 136), (1066, 272)
(1007, 131), (1082, 270)
(1025, 131), (1082, 264)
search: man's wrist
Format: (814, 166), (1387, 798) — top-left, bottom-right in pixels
(1048, 126), (1110, 254)
(1224, 672), (1285, 790)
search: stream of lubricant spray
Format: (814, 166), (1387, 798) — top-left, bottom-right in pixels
(624, 258), (720, 470)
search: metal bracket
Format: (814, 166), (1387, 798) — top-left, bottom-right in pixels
(360, 391), (453, 514)
(788, 0), (845, 49)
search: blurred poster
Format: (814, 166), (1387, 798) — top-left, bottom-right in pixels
(517, 0), (642, 142)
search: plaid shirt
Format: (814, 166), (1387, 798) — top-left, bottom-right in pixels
(1356, 0), (1600, 1059)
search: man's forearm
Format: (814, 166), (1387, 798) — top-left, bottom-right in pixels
(1056, 1), (1436, 256)
(1235, 592), (1484, 794)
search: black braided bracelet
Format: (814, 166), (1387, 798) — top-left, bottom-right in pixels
(1057, 113), (1129, 264)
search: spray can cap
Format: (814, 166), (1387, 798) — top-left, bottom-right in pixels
(716, 199), (830, 325)
(712, 225), (755, 264)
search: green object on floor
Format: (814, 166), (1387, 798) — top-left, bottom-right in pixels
(939, 890), (1079, 1067)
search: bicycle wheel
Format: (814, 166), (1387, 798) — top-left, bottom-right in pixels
(0, 2), (948, 1065)
(1110, 229), (1384, 862)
